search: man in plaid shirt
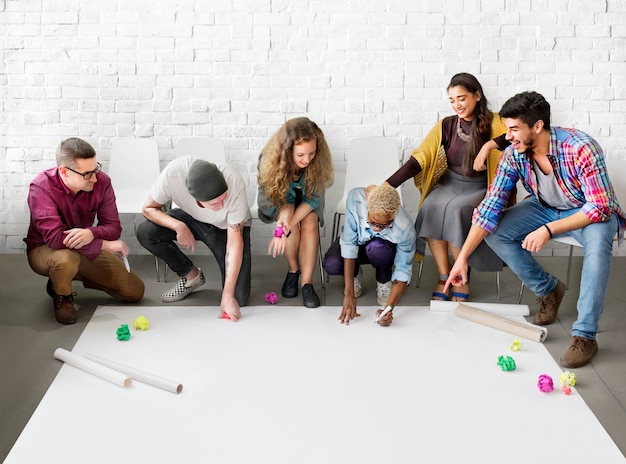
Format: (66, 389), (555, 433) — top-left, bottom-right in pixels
(446, 91), (625, 368)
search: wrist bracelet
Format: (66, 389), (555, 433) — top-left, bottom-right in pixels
(543, 224), (553, 238)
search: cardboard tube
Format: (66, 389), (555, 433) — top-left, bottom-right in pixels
(85, 354), (183, 394)
(430, 300), (530, 316)
(54, 348), (132, 388)
(454, 304), (548, 343)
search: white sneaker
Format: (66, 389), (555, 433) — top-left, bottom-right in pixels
(344, 268), (362, 298)
(376, 280), (392, 306)
(162, 268), (206, 303)
(353, 268), (362, 298)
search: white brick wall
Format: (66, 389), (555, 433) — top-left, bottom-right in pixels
(2, 0), (626, 256)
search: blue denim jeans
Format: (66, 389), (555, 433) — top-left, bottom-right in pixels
(137, 208), (251, 306)
(485, 196), (617, 339)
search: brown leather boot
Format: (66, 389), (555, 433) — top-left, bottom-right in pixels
(560, 336), (598, 368)
(53, 294), (77, 325)
(532, 280), (566, 326)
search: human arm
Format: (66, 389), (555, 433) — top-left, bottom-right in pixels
(219, 222), (245, 322)
(473, 139), (499, 172)
(444, 224), (490, 293)
(386, 157), (422, 188)
(268, 204), (298, 257)
(522, 211), (593, 253)
(142, 194), (197, 253)
(27, 175), (122, 259)
(338, 258), (361, 325)
(375, 280), (407, 326)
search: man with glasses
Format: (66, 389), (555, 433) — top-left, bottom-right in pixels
(323, 183), (416, 325)
(24, 137), (145, 324)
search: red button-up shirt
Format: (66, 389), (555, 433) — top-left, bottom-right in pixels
(24, 167), (122, 261)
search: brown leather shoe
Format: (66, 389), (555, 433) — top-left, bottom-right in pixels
(53, 294), (77, 325)
(532, 280), (566, 325)
(560, 336), (598, 368)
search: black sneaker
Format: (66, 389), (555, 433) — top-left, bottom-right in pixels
(302, 283), (320, 308)
(282, 270), (301, 298)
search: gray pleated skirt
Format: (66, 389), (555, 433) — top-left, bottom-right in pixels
(415, 170), (503, 272)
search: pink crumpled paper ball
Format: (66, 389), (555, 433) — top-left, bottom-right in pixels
(265, 292), (278, 304)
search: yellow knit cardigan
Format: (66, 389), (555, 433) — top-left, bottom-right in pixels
(411, 114), (507, 207)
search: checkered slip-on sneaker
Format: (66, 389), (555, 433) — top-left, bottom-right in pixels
(161, 268), (206, 303)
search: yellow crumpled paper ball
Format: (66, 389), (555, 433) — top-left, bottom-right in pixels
(133, 316), (149, 331)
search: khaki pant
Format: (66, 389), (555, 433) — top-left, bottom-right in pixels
(27, 245), (145, 302)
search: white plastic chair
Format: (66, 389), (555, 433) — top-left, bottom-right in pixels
(518, 158), (626, 303)
(109, 138), (160, 214)
(109, 138), (161, 281)
(330, 137), (402, 243)
(175, 137), (226, 164)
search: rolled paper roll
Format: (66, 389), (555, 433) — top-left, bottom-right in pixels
(54, 348), (132, 388)
(85, 353), (183, 394)
(430, 300), (530, 317)
(454, 303), (548, 343)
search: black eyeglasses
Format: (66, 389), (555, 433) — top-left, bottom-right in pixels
(367, 215), (393, 230)
(65, 162), (102, 180)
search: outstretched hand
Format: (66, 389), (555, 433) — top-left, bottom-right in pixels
(444, 260), (469, 295)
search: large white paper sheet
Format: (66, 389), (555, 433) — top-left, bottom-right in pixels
(6, 305), (625, 463)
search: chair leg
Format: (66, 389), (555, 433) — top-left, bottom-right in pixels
(564, 244), (573, 289)
(318, 222), (325, 288)
(415, 259), (424, 287)
(318, 240), (325, 289)
(154, 256), (160, 282)
(518, 282), (525, 304)
(496, 271), (501, 301)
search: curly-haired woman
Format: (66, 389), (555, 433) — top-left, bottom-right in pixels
(257, 117), (334, 308)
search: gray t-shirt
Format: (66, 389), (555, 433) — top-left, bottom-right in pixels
(534, 160), (576, 210)
(151, 156), (251, 229)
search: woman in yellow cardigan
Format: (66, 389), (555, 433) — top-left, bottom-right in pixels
(386, 73), (508, 301)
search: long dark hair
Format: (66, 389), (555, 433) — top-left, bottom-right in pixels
(447, 73), (493, 171)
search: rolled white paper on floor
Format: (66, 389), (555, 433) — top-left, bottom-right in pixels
(54, 348), (132, 388)
(430, 300), (530, 316)
(85, 353), (183, 394)
(454, 303), (548, 343)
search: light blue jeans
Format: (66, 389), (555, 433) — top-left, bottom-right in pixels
(485, 196), (617, 340)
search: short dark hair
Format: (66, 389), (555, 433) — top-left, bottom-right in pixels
(500, 91), (551, 130)
(56, 137), (96, 167)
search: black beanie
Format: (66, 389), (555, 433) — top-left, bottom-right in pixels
(186, 159), (228, 201)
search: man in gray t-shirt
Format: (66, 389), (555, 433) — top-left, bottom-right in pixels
(137, 156), (251, 321)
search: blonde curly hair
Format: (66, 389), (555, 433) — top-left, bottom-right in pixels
(257, 117), (334, 208)
(367, 183), (401, 219)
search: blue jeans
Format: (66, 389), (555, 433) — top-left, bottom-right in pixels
(137, 208), (251, 306)
(485, 196), (617, 340)
(323, 237), (396, 283)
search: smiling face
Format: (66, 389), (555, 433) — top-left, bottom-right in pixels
(292, 139), (317, 170)
(448, 85), (481, 121)
(504, 117), (543, 154)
